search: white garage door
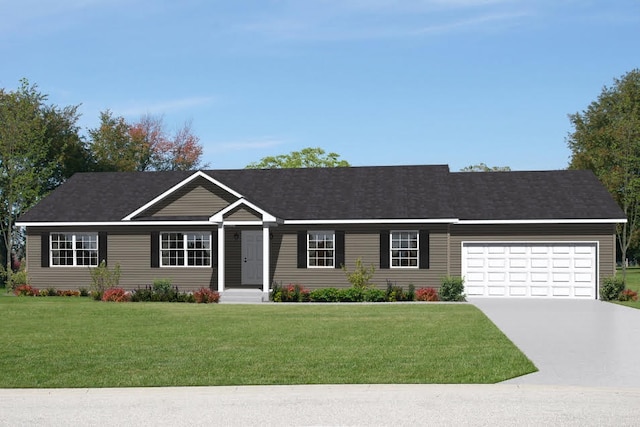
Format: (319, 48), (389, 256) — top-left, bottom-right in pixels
(462, 242), (597, 298)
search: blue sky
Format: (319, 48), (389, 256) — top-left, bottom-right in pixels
(1, 0), (638, 171)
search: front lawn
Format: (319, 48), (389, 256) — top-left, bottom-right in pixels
(0, 297), (535, 387)
(616, 267), (640, 309)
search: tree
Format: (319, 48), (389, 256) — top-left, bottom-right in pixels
(0, 80), (55, 286)
(89, 110), (145, 172)
(89, 112), (206, 172)
(567, 69), (640, 279)
(246, 147), (350, 169)
(41, 103), (92, 191)
(460, 163), (511, 172)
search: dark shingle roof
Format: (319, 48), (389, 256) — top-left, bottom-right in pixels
(17, 165), (625, 223)
(450, 170), (624, 220)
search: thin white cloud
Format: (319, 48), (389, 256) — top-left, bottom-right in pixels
(115, 96), (214, 117)
(234, 0), (531, 42)
(211, 138), (287, 152)
(415, 11), (530, 34)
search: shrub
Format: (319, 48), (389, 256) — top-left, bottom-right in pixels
(385, 280), (407, 301)
(337, 287), (364, 302)
(14, 284), (39, 296)
(89, 261), (121, 297)
(79, 288), (89, 297)
(309, 287), (340, 302)
(619, 288), (638, 302)
(152, 278), (173, 294)
(438, 276), (465, 302)
(363, 288), (386, 302)
(193, 288), (220, 303)
(46, 287), (58, 296)
(57, 290), (80, 297)
(131, 286), (154, 302)
(101, 287), (130, 302)
(91, 291), (103, 301)
(342, 258), (375, 289)
(416, 287), (439, 302)
(407, 284), (415, 301)
(39, 289), (48, 297)
(600, 276), (625, 301)
(277, 284), (310, 302)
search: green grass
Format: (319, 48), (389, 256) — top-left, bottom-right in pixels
(616, 267), (640, 309)
(0, 297), (535, 387)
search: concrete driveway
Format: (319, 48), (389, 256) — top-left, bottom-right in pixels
(470, 298), (640, 387)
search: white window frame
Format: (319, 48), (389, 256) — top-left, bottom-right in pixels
(160, 232), (212, 268)
(307, 230), (335, 268)
(50, 232), (99, 267)
(390, 230), (419, 269)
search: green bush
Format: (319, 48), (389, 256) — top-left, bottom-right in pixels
(79, 288), (89, 297)
(309, 287), (340, 302)
(363, 288), (386, 302)
(342, 258), (375, 289)
(438, 276), (466, 302)
(600, 276), (625, 301)
(337, 287), (364, 302)
(407, 284), (415, 301)
(385, 280), (409, 301)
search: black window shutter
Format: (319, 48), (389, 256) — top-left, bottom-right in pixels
(211, 230), (217, 268)
(41, 232), (50, 268)
(419, 230), (430, 269)
(98, 232), (108, 265)
(151, 231), (160, 268)
(335, 230), (345, 269)
(380, 231), (389, 269)
(297, 231), (307, 269)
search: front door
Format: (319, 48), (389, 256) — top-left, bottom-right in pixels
(241, 230), (263, 285)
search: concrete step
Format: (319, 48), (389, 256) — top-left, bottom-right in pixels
(220, 288), (268, 304)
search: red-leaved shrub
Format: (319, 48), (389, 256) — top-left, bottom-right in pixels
(619, 289), (638, 302)
(14, 284), (39, 297)
(194, 288), (220, 303)
(101, 287), (130, 302)
(415, 287), (439, 302)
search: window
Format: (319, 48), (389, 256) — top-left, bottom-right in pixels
(391, 231), (418, 268)
(51, 233), (98, 267)
(161, 232), (211, 267)
(308, 231), (335, 267)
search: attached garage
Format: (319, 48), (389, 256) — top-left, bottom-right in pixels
(462, 242), (598, 299)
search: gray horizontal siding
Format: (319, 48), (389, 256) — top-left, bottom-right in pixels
(224, 206), (262, 221)
(26, 226), (216, 292)
(270, 224), (449, 290)
(144, 178), (238, 218)
(449, 224), (617, 281)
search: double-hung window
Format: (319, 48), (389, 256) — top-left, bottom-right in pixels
(308, 231), (335, 267)
(50, 233), (99, 267)
(161, 232), (211, 267)
(391, 231), (419, 268)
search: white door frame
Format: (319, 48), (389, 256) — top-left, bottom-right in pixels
(242, 230), (263, 285)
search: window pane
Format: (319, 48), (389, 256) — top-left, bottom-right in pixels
(390, 231), (418, 268)
(308, 231), (335, 268)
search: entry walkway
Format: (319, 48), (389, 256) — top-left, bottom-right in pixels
(471, 298), (640, 387)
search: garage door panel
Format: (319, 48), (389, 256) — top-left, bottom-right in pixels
(531, 259), (548, 268)
(462, 243), (596, 299)
(509, 286), (527, 296)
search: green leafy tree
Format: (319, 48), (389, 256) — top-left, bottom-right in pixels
(0, 80), (56, 287)
(89, 111), (206, 172)
(460, 163), (511, 172)
(246, 147), (350, 169)
(567, 69), (640, 279)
